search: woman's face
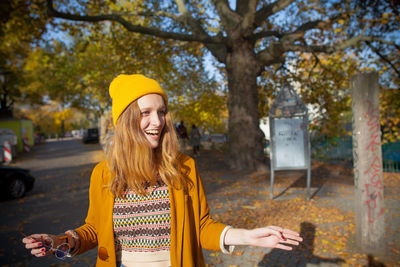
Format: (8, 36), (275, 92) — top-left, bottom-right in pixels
(137, 94), (166, 149)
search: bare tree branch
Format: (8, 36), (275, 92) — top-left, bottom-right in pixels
(236, 0), (257, 17)
(293, 15), (340, 34)
(282, 35), (372, 53)
(254, 0), (295, 27)
(237, 0), (259, 34)
(46, 0), (223, 45)
(174, 0), (188, 15)
(255, 12), (344, 43)
(211, 0), (241, 33)
(257, 43), (285, 66)
(109, 10), (181, 21)
(256, 31), (388, 67)
(252, 30), (282, 40)
(308, 52), (321, 81)
(366, 41), (400, 77)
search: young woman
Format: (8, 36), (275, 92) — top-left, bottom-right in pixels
(22, 74), (302, 267)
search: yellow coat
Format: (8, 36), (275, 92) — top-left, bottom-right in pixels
(74, 155), (226, 267)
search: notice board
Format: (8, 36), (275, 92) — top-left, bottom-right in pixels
(273, 118), (306, 169)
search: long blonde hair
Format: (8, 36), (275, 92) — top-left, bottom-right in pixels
(107, 99), (190, 196)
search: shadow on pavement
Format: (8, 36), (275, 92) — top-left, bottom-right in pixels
(367, 254), (386, 267)
(258, 222), (345, 266)
(272, 162), (354, 199)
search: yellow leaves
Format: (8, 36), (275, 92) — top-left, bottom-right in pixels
(242, 205), (257, 210)
(334, 28), (342, 33)
(55, 108), (74, 121)
(170, 89), (228, 133)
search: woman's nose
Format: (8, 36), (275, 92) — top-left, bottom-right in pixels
(150, 112), (161, 126)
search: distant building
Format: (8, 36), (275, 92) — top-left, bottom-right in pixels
(259, 117), (270, 141)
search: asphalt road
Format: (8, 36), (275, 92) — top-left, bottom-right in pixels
(0, 138), (103, 267)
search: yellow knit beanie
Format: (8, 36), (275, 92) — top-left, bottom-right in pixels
(109, 74), (168, 125)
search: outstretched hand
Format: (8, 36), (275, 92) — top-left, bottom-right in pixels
(245, 226), (302, 250)
(224, 225), (302, 250)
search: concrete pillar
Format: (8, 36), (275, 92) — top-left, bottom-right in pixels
(351, 72), (385, 256)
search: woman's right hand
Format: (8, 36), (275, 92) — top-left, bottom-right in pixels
(22, 234), (57, 257)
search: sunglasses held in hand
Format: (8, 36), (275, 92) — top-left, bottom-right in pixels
(19, 221), (71, 260)
(40, 235), (71, 260)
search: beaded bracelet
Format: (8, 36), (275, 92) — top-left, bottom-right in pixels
(65, 230), (80, 256)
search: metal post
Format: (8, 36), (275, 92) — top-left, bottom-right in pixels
(270, 167), (274, 199)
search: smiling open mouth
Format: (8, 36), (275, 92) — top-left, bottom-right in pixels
(145, 130), (160, 136)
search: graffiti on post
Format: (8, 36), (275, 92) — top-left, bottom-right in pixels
(363, 99), (384, 223)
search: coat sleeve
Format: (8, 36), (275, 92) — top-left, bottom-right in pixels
(189, 158), (227, 251)
(73, 162), (103, 254)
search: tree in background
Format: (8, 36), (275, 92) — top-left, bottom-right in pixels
(46, 0), (399, 170)
(259, 52), (359, 137)
(21, 1), (225, 132)
(380, 89), (400, 144)
(0, 0), (48, 118)
(170, 87), (228, 134)
(16, 100), (79, 137)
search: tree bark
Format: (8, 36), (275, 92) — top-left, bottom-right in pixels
(225, 40), (266, 171)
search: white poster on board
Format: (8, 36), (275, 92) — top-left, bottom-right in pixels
(274, 118), (305, 168)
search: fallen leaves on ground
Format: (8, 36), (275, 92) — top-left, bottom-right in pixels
(197, 150), (400, 267)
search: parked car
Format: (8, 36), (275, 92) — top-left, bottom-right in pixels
(82, 128), (99, 144)
(0, 166), (35, 199)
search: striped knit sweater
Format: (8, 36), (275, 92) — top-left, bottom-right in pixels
(113, 183), (171, 255)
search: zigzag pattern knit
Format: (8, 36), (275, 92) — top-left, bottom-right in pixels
(113, 184), (171, 253)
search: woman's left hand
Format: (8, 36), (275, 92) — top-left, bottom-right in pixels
(245, 226), (302, 250)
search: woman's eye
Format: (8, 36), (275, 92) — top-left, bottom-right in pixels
(141, 111), (150, 116)
(158, 110), (166, 116)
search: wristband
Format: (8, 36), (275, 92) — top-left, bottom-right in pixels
(220, 225), (235, 254)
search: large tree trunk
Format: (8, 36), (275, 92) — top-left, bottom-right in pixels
(225, 41), (266, 171)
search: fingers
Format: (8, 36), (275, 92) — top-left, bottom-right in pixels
(263, 226), (286, 242)
(267, 226), (303, 242)
(31, 246), (50, 257)
(22, 234), (53, 258)
(268, 226), (299, 236)
(280, 236), (301, 246)
(275, 243), (294, 251)
(265, 226), (303, 249)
